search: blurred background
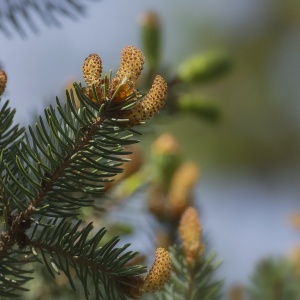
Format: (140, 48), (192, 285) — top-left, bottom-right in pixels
(1, 0), (300, 298)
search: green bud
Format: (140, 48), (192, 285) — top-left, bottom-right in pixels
(151, 133), (181, 188)
(177, 94), (220, 121)
(140, 11), (161, 71)
(177, 51), (232, 83)
(152, 152), (181, 188)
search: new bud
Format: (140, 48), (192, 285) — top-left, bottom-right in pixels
(140, 11), (162, 71)
(177, 50), (232, 83)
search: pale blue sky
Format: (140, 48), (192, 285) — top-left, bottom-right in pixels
(0, 0), (273, 124)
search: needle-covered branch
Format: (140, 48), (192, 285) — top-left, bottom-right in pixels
(0, 46), (168, 299)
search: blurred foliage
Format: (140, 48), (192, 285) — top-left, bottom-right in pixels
(162, 0), (300, 172)
(0, 0), (100, 37)
(247, 255), (300, 300)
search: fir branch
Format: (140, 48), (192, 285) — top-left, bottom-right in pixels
(0, 94), (25, 227)
(1, 86), (139, 221)
(156, 207), (223, 300)
(161, 245), (222, 300)
(0, 46), (168, 298)
(27, 218), (146, 300)
(0, 247), (35, 297)
(0, 0), (100, 37)
(0, 99), (24, 150)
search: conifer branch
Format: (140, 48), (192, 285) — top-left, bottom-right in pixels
(27, 219), (146, 299)
(0, 0), (100, 37)
(0, 46), (169, 299)
(0, 249), (34, 297)
(157, 207), (223, 300)
(167, 246), (222, 300)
